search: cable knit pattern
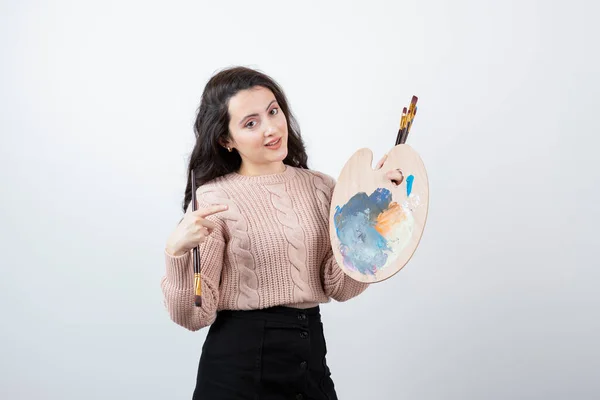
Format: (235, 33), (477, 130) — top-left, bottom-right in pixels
(266, 183), (312, 303)
(312, 172), (334, 223)
(201, 188), (260, 310)
(160, 166), (370, 331)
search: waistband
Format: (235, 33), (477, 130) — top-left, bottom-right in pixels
(217, 305), (321, 322)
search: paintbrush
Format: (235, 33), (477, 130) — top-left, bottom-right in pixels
(191, 170), (202, 307)
(395, 107), (408, 146)
(400, 96), (418, 144)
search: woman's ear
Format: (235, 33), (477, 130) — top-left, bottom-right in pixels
(218, 137), (232, 151)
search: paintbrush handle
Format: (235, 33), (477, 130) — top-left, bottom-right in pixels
(191, 169), (202, 307)
(397, 97), (418, 145)
(395, 129), (403, 146)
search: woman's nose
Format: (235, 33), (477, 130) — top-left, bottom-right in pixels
(263, 121), (276, 136)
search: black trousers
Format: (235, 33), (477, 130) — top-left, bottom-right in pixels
(193, 305), (338, 400)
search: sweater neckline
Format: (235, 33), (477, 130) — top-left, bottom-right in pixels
(228, 165), (297, 184)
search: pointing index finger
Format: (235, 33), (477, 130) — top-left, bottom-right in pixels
(196, 204), (228, 218)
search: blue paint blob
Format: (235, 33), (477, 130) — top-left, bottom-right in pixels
(333, 188), (393, 275)
(406, 175), (414, 197)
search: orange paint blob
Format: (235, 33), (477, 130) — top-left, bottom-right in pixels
(374, 202), (406, 236)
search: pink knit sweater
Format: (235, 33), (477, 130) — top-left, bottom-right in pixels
(160, 165), (369, 331)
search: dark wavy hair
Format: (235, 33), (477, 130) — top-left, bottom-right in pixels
(182, 66), (309, 212)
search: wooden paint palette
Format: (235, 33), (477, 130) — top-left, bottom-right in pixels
(329, 144), (429, 283)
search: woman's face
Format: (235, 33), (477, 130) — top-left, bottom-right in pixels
(225, 86), (288, 174)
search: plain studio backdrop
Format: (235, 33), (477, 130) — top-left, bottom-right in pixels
(1, 0), (598, 399)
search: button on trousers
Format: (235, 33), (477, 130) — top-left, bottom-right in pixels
(192, 305), (338, 400)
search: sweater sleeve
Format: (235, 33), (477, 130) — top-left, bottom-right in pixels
(160, 188), (227, 331)
(317, 171), (370, 301)
(322, 247), (370, 301)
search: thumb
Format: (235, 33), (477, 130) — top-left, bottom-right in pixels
(375, 153), (388, 170)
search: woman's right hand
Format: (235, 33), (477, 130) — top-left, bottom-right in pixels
(166, 203), (228, 257)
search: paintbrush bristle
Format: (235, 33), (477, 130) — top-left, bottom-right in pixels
(194, 296), (202, 307)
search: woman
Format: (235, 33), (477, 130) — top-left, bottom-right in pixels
(161, 66), (400, 399)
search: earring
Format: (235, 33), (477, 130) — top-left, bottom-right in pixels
(227, 146), (232, 152)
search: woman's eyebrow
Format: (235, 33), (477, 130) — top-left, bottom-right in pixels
(239, 99), (278, 124)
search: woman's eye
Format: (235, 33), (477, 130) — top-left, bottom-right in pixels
(270, 108), (279, 115)
(245, 120), (257, 129)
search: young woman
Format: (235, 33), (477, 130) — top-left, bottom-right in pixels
(161, 66), (401, 400)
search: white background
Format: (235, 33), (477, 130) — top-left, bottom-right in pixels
(1, 0), (598, 399)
